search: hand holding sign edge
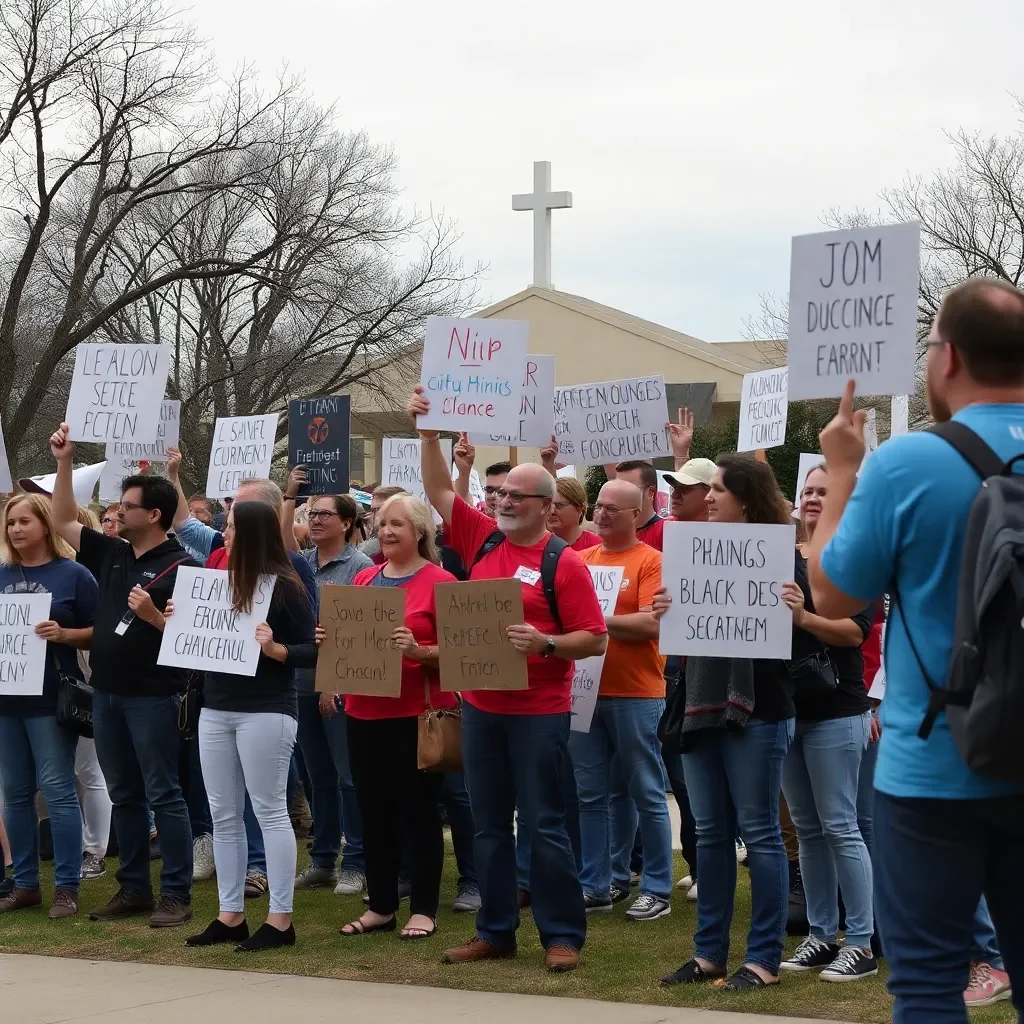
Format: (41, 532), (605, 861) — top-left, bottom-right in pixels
(818, 379), (867, 476)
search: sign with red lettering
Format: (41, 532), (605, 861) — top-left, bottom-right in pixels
(417, 316), (528, 434)
(470, 354), (555, 449)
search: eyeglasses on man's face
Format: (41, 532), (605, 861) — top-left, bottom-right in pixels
(495, 489), (548, 506)
(118, 500), (148, 513)
(307, 510), (341, 522)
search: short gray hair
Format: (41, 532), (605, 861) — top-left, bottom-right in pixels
(236, 477), (283, 515)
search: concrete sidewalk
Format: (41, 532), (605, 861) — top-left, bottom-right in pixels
(2, 954), (852, 1024)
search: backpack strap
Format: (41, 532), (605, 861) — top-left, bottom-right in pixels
(471, 530), (506, 568)
(927, 421), (1004, 479)
(540, 535), (568, 632)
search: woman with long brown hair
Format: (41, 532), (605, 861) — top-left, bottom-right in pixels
(175, 500), (317, 952)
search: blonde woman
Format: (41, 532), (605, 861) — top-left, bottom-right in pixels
(0, 494), (97, 918)
(547, 477), (600, 552)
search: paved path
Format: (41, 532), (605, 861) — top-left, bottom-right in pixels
(2, 954), (852, 1024)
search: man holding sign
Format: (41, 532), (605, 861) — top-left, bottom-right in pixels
(408, 384), (607, 974)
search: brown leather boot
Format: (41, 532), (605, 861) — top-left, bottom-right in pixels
(0, 887), (42, 913)
(545, 945), (580, 972)
(150, 895), (193, 928)
(88, 887), (154, 921)
(48, 887), (79, 919)
(442, 937), (517, 964)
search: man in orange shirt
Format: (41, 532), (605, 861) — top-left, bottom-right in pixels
(574, 479), (672, 921)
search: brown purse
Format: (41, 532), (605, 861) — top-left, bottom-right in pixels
(417, 676), (462, 772)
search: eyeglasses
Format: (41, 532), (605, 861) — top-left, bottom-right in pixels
(483, 485), (503, 495)
(593, 502), (636, 516)
(101, 517), (116, 525)
(494, 489), (548, 505)
(307, 510), (341, 522)
(119, 500), (147, 513)
(551, 501), (575, 513)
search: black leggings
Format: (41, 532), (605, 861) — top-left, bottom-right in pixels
(347, 714), (444, 918)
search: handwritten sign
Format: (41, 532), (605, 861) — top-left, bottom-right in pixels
(0, 413), (11, 492)
(554, 374), (670, 466)
(435, 579), (527, 691)
(737, 367), (788, 453)
(158, 567), (276, 676)
(470, 355), (556, 448)
(659, 521), (796, 659)
(787, 222), (920, 399)
(205, 414), (278, 500)
(793, 452), (822, 518)
(381, 437), (452, 510)
(99, 455), (141, 503)
(0, 593), (51, 696)
(891, 395), (909, 437)
(105, 400), (179, 462)
(570, 565), (623, 734)
(288, 395), (350, 496)
(65, 344), (171, 443)
(314, 584), (405, 696)
(418, 316), (528, 433)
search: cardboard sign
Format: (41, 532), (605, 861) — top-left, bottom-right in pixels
(570, 565), (623, 734)
(418, 316), (528, 433)
(158, 567), (276, 677)
(737, 367), (788, 453)
(287, 395), (350, 496)
(105, 400), (180, 462)
(314, 584), (405, 696)
(99, 456), (142, 503)
(0, 593), (51, 696)
(787, 222), (920, 399)
(65, 344), (171, 443)
(891, 395), (909, 437)
(382, 437), (453, 509)
(470, 354), (556, 448)
(659, 521), (796, 659)
(435, 578), (527, 691)
(206, 413), (279, 499)
(554, 374), (670, 466)
(0, 413), (11, 492)
(793, 452), (823, 518)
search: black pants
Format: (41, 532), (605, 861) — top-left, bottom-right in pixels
(347, 714), (444, 918)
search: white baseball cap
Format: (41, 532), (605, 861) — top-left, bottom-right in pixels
(663, 458), (717, 489)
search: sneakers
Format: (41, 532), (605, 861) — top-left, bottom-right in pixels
(442, 937), (517, 963)
(150, 895), (193, 928)
(80, 853), (106, 880)
(820, 945), (879, 983)
(736, 839), (747, 863)
(686, 882), (698, 902)
(781, 935), (841, 972)
(89, 888), (154, 921)
(545, 945), (579, 972)
(626, 894), (670, 921)
(583, 892), (613, 914)
(244, 870), (268, 899)
(675, 874), (693, 890)
(609, 885), (630, 905)
(964, 962), (1012, 1007)
(0, 887), (42, 913)
(451, 883), (482, 913)
(192, 834), (215, 882)
(333, 869), (366, 896)
(294, 864), (338, 889)
(48, 887), (79, 919)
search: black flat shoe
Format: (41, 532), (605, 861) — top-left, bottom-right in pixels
(235, 922), (295, 952)
(186, 919), (249, 947)
(399, 919), (437, 941)
(660, 958), (727, 986)
(717, 966), (780, 990)
(340, 915), (396, 937)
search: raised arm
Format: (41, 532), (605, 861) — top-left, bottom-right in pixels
(165, 447), (191, 530)
(452, 432), (474, 505)
(48, 423), (83, 551)
(408, 386), (456, 524)
(539, 435), (559, 480)
(281, 466), (306, 553)
(667, 407), (694, 470)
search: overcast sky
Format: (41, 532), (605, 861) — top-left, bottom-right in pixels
(194, 0), (1022, 342)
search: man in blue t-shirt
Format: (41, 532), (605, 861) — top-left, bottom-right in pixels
(806, 277), (1024, 1021)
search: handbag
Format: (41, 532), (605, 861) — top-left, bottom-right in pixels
(788, 648), (839, 692)
(178, 671), (204, 739)
(53, 650), (94, 738)
(417, 677), (462, 772)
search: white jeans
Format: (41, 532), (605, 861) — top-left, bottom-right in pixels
(198, 708), (297, 915)
(75, 738), (112, 858)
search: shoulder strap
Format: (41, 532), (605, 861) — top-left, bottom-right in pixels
(471, 530), (506, 568)
(142, 557), (191, 591)
(540, 535), (568, 632)
(928, 421), (1004, 479)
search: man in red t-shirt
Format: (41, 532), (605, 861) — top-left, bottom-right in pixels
(408, 386), (607, 974)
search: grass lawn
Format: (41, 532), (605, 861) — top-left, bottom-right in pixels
(0, 846), (1015, 1024)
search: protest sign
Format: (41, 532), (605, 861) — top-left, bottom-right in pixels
(19, 462), (105, 505)
(793, 452), (823, 516)
(0, 414), (11, 492)
(737, 367), (788, 453)
(0, 593), (51, 697)
(206, 413), (279, 499)
(891, 395), (909, 437)
(435, 579), (527, 691)
(158, 567), (275, 677)
(418, 316), (528, 434)
(554, 374), (670, 466)
(570, 565), (624, 734)
(315, 585), (405, 696)
(382, 437), (453, 509)
(99, 456), (141, 503)
(659, 521), (796, 660)
(65, 344), (171, 443)
(787, 222), (920, 399)
(288, 395), (350, 496)
(470, 354), (556, 448)
(106, 400), (179, 463)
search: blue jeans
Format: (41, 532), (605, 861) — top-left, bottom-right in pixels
(441, 772), (477, 887)
(462, 703), (585, 950)
(683, 718), (794, 974)
(93, 692), (192, 900)
(857, 729), (879, 855)
(569, 697), (673, 899)
(295, 695), (364, 873)
(874, 792), (1024, 1022)
(782, 713), (874, 948)
(0, 715), (81, 890)
(972, 898), (1003, 971)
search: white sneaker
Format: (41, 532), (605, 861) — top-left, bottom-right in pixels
(675, 875), (693, 890)
(192, 833), (215, 882)
(736, 840), (747, 863)
(334, 869), (366, 896)
(686, 882), (698, 902)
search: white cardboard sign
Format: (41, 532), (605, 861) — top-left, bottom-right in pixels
(381, 437), (453, 511)
(65, 344), (171, 443)
(0, 414), (11, 492)
(206, 414), (279, 500)
(158, 567), (276, 677)
(99, 456), (142, 503)
(659, 521), (796, 659)
(787, 222), (920, 399)
(418, 316), (528, 434)
(737, 367), (788, 453)
(554, 375), (670, 466)
(106, 400), (180, 462)
(891, 395), (909, 437)
(570, 564), (624, 733)
(0, 593), (51, 696)
(470, 355), (556, 449)
(793, 452), (823, 518)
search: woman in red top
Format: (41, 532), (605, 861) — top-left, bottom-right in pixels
(547, 477), (600, 552)
(333, 494), (456, 941)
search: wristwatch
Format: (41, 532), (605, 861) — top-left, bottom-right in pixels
(541, 636), (556, 657)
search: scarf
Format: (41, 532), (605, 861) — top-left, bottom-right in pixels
(677, 656), (756, 752)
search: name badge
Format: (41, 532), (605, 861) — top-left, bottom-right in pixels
(114, 610), (136, 636)
(514, 566), (541, 586)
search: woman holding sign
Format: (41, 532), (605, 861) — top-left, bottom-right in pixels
(177, 500), (317, 953)
(0, 494), (97, 919)
(327, 494), (456, 942)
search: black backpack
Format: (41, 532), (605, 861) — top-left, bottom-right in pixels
(471, 531), (567, 630)
(903, 421), (1024, 782)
